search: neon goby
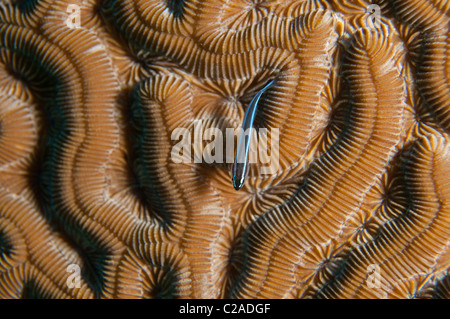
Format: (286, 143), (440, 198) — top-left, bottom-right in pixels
(232, 79), (275, 190)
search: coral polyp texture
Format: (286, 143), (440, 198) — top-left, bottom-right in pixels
(0, 0), (449, 299)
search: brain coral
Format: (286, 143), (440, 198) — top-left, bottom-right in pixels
(0, 0), (449, 299)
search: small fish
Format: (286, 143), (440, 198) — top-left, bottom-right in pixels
(232, 79), (275, 190)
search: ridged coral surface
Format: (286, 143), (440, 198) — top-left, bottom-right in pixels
(0, 0), (449, 299)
